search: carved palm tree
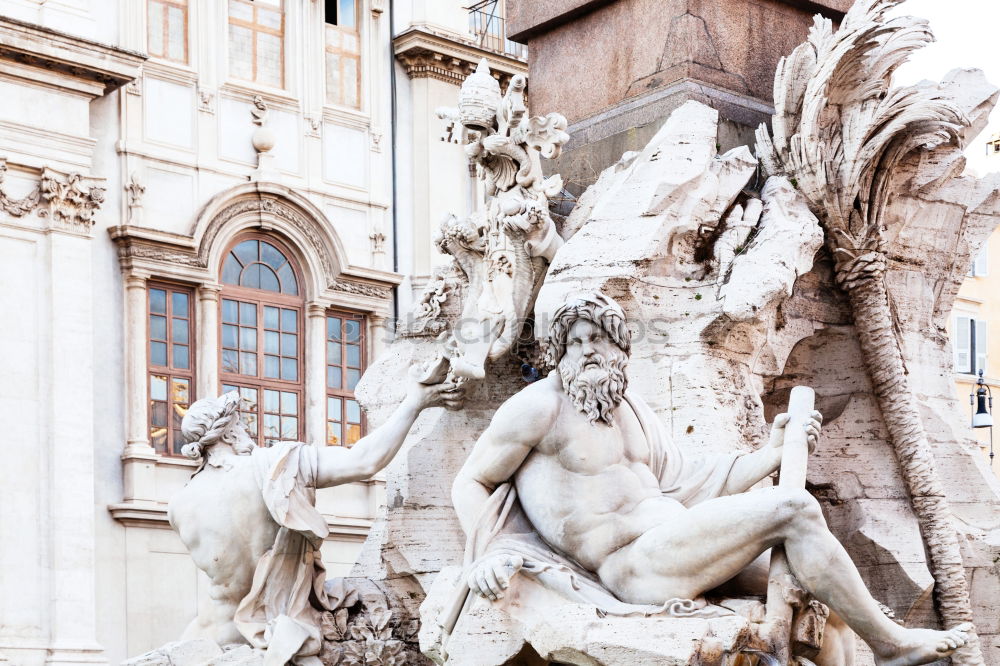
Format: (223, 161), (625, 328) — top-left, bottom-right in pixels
(755, 1), (982, 663)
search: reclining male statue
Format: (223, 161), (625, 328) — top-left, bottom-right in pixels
(166, 371), (463, 665)
(448, 292), (972, 666)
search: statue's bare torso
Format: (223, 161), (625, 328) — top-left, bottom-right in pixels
(512, 375), (685, 572)
(168, 458), (277, 643)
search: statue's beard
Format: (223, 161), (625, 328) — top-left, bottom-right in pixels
(558, 351), (628, 426)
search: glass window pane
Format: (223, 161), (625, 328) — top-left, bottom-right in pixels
(256, 33), (283, 88)
(347, 368), (360, 390)
(167, 5), (186, 61)
(263, 414), (280, 440)
(150, 374), (168, 401)
(174, 344), (189, 369)
(264, 389), (279, 413)
(150, 315), (167, 340)
(264, 306), (279, 329)
(223, 324), (238, 349)
(346, 399), (360, 423)
(265, 331), (279, 354)
(281, 416), (297, 439)
(346, 423), (362, 446)
(148, 3), (165, 56)
(281, 358), (297, 381)
(172, 291), (189, 316)
(222, 299), (238, 323)
(171, 431), (185, 455)
(342, 32), (358, 54)
(172, 403), (185, 429)
(338, 0), (356, 28)
(327, 396), (341, 419)
(222, 349), (239, 373)
(239, 386), (258, 409)
(327, 366), (341, 389)
(151, 341), (168, 366)
(222, 383), (238, 394)
(327, 341), (341, 365)
(242, 263), (261, 289)
(240, 326), (257, 351)
(264, 355), (280, 378)
(151, 400), (167, 427)
(228, 24), (254, 81)
(281, 333), (296, 356)
(327, 316), (342, 340)
(234, 240), (258, 265)
(259, 265), (280, 292)
(260, 242), (285, 270)
(172, 318), (189, 344)
(282, 309), (297, 332)
(229, 0), (253, 22)
(277, 262), (297, 295)
(150, 288), (167, 314)
(346, 344), (360, 368)
(258, 6), (282, 30)
(151, 428), (167, 453)
(345, 319), (361, 342)
(240, 352), (257, 376)
(281, 391), (296, 414)
(325, 52), (341, 103)
(222, 254), (242, 285)
(343, 56), (358, 108)
(327, 420), (342, 446)
(172, 377), (189, 404)
(240, 302), (257, 326)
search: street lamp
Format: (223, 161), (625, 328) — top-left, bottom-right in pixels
(971, 369), (994, 464)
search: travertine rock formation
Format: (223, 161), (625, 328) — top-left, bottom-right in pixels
(354, 1), (1000, 663)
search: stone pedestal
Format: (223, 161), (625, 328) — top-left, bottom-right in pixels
(505, 0), (850, 195)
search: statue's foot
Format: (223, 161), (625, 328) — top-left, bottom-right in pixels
(873, 623), (972, 666)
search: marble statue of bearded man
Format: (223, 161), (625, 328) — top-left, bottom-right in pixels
(450, 292), (971, 666)
(168, 372), (462, 666)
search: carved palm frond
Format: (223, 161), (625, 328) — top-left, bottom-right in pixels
(757, 0), (965, 254)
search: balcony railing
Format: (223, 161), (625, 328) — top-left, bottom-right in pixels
(468, 0), (527, 60)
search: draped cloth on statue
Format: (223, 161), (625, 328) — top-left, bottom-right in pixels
(234, 442), (358, 666)
(439, 391), (745, 639)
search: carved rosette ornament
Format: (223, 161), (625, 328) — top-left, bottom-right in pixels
(423, 59), (569, 382)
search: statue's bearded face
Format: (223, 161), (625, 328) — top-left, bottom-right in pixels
(557, 318), (629, 426)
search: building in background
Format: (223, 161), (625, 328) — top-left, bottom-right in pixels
(951, 138), (1000, 473)
(0, 0), (518, 663)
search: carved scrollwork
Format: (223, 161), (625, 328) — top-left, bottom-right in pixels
(37, 168), (106, 228)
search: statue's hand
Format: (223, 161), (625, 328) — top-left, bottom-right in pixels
(466, 553), (524, 601)
(406, 371), (465, 411)
(768, 410), (823, 453)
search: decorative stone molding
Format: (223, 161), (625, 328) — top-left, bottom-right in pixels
(305, 114), (322, 138)
(0, 158), (105, 229)
(197, 87), (215, 113)
(393, 27), (526, 89)
(370, 0), (385, 17)
(126, 79), (142, 96)
(125, 172), (144, 225)
(331, 278), (393, 300)
(38, 168), (106, 229)
(0, 158), (41, 216)
(370, 127), (383, 153)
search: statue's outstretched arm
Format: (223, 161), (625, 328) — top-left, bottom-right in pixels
(314, 374), (464, 488)
(721, 411), (822, 496)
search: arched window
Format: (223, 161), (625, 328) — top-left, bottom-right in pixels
(219, 235), (304, 447)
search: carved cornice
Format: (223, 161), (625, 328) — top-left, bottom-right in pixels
(331, 278), (393, 300)
(393, 27), (527, 88)
(0, 16), (145, 94)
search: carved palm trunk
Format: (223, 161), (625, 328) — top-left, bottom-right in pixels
(836, 253), (982, 664)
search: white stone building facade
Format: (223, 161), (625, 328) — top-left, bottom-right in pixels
(0, 0), (523, 664)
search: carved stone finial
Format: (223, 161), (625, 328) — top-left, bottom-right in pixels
(250, 95), (278, 181)
(125, 172), (145, 225)
(459, 58), (502, 133)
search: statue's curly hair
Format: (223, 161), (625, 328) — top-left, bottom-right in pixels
(180, 391), (247, 460)
(546, 292), (631, 367)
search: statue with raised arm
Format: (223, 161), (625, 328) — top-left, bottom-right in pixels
(441, 292), (971, 666)
(164, 372), (463, 665)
